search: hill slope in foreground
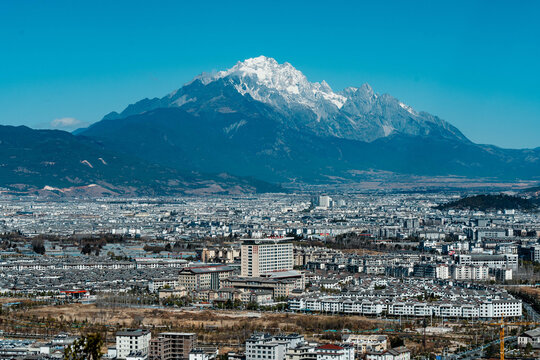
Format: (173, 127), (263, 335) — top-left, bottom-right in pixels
(0, 125), (281, 196)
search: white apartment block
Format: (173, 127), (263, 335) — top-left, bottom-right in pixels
(116, 329), (151, 360)
(148, 278), (179, 293)
(435, 264), (450, 280)
(289, 296), (522, 319)
(451, 265), (489, 281)
(458, 254), (518, 270)
(241, 238), (294, 277)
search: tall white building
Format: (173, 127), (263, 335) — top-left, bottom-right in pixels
(241, 238), (294, 277)
(435, 264), (450, 280)
(318, 195), (333, 208)
(116, 329), (151, 360)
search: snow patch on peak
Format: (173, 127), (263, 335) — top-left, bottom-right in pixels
(399, 102), (417, 116)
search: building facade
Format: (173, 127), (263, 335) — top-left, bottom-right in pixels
(241, 238), (294, 277)
(178, 265), (234, 291)
(149, 332), (197, 360)
(116, 329), (152, 360)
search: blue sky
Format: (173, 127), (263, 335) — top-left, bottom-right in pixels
(0, 0), (539, 148)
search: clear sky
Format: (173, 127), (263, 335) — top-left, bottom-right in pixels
(0, 0), (539, 148)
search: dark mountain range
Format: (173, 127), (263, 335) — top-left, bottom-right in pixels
(0, 125), (281, 196)
(2, 56), (539, 195)
(79, 56), (540, 184)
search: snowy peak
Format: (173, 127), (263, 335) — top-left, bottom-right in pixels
(198, 56), (347, 111)
(215, 56), (304, 91)
(103, 56), (468, 144)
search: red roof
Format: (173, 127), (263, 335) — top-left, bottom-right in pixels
(317, 344), (344, 350)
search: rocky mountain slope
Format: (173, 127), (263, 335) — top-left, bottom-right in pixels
(0, 125), (281, 196)
(79, 56), (540, 183)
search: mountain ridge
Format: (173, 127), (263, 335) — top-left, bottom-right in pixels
(0, 125), (282, 196)
(96, 56), (468, 144)
(2, 55), (538, 195)
(79, 56), (540, 183)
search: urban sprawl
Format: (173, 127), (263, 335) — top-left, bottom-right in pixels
(1, 193), (540, 360)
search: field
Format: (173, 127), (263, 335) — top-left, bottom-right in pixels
(0, 302), (503, 356)
(516, 286), (540, 301)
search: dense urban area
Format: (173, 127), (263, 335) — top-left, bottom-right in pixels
(1, 192), (540, 360)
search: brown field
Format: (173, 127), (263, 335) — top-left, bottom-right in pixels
(1, 303), (501, 356)
(0, 297), (28, 304)
(25, 304), (384, 333)
(516, 286), (540, 300)
(16, 304), (392, 347)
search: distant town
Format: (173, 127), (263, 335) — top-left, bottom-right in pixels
(0, 192), (539, 360)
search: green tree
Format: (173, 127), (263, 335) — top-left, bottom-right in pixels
(485, 343), (498, 359)
(64, 333), (103, 360)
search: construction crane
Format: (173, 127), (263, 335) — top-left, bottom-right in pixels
(487, 314), (539, 360)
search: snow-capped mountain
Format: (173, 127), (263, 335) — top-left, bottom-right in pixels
(82, 56), (540, 183)
(196, 56), (347, 113)
(103, 56), (466, 143)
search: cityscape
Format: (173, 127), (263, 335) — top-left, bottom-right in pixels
(1, 1), (540, 360)
(0, 192), (539, 359)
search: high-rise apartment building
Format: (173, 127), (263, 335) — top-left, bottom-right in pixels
(241, 238), (294, 277)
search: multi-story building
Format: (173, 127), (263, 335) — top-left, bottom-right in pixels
(342, 334), (388, 353)
(365, 346), (410, 360)
(149, 332), (197, 360)
(475, 228), (507, 241)
(316, 344), (354, 360)
(178, 265), (234, 291)
(245, 333), (305, 360)
(479, 299), (522, 318)
(518, 327), (540, 347)
(451, 265), (489, 281)
(222, 270), (305, 299)
(241, 238), (294, 277)
(289, 296), (522, 319)
(435, 264), (450, 279)
(116, 329), (152, 360)
(518, 245), (540, 263)
(286, 344), (316, 360)
(458, 254), (518, 270)
(412, 264), (435, 278)
(149, 278), (180, 293)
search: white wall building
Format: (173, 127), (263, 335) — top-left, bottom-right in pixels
(116, 329), (151, 360)
(246, 333), (304, 360)
(241, 238), (294, 277)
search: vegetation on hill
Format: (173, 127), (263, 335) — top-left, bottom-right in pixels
(436, 194), (537, 211)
